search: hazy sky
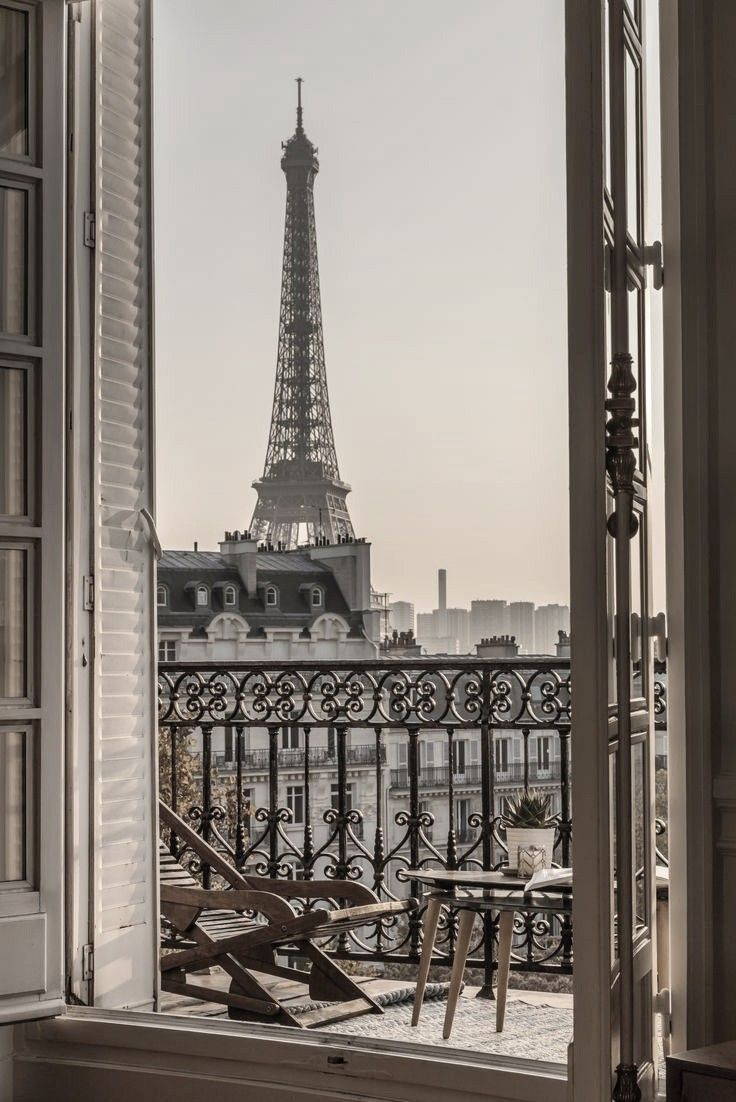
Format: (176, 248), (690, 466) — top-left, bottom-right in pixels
(153, 1), (568, 613)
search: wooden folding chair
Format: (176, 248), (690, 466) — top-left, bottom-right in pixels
(159, 800), (418, 1028)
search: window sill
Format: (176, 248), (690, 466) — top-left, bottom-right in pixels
(14, 1006), (568, 1102)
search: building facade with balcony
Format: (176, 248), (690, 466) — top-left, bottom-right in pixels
(157, 533), (381, 858)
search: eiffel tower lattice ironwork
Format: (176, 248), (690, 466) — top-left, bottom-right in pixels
(250, 80), (355, 549)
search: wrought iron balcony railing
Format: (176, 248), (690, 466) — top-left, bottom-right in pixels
(158, 657), (666, 987)
(159, 656), (575, 988)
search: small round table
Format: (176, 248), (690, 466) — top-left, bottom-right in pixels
(405, 869), (573, 1040)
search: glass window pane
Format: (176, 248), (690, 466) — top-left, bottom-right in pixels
(604, 0), (611, 196)
(0, 7), (28, 157)
(627, 285), (642, 470)
(0, 729), (26, 881)
(630, 512), (643, 698)
(0, 185), (28, 335)
(0, 367), (27, 515)
(625, 52), (639, 242)
(632, 740), (647, 932)
(0, 547), (26, 697)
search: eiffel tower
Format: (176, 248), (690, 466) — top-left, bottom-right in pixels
(250, 80), (355, 549)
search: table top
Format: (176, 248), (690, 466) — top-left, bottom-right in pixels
(405, 868), (572, 912)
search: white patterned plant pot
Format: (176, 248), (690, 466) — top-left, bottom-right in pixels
(505, 827), (556, 873)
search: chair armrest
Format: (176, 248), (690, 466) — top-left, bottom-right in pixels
(239, 875), (380, 906)
(160, 883), (297, 923)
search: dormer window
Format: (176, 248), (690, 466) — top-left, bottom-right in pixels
(265, 585), (278, 607)
(311, 585), (323, 608)
(224, 584), (237, 607)
(156, 584), (168, 607)
(196, 584), (209, 607)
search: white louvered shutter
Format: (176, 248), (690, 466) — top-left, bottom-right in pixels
(91, 0), (158, 1010)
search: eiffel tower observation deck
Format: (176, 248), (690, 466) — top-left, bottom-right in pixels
(250, 81), (356, 549)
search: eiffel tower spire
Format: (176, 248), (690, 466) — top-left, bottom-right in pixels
(249, 82), (355, 548)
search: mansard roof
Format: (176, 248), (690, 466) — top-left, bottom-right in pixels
(157, 548), (359, 635)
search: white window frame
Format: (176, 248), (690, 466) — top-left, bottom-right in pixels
(330, 781), (353, 812)
(0, 0), (66, 1024)
(311, 585), (323, 607)
(286, 784), (304, 825)
(494, 736), (510, 776)
(281, 725), (300, 750)
(196, 584), (208, 607)
(536, 735), (551, 774)
(158, 639), (176, 663)
(265, 584), (278, 607)
(224, 584), (237, 607)
(156, 583), (167, 607)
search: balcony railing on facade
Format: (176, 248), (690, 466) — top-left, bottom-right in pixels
(158, 656), (667, 989)
(390, 760), (563, 791)
(212, 743), (385, 772)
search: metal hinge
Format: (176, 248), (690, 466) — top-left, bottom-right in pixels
(83, 211), (96, 249)
(655, 988), (672, 1047)
(650, 610), (667, 661)
(641, 240), (664, 289)
(83, 575), (95, 612)
(82, 943), (94, 982)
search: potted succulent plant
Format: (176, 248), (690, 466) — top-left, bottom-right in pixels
(502, 789), (557, 873)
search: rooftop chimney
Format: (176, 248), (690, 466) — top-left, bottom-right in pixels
(219, 530), (258, 596)
(476, 634), (520, 659)
(438, 568), (447, 613)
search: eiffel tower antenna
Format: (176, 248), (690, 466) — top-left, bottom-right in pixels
(249, 83), (355, 549)
(295, 76), (303, 132)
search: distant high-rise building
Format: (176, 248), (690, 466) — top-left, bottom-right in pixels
(415, 570), (468, 653)
(534, 603), (571, 654)
(470, 599), (509, 644)
(390, 601), (415, 634)
(507, 601), (535, 653)
(416, 611), (436, 643)
(445, 608), (471, 653)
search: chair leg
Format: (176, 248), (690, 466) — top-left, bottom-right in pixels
(442, 908), (476, 1040)
(495, 909), (515, 1032)
(412, 896), (443, 1027)
(301, 941), (381, 1011)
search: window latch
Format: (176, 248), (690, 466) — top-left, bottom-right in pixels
(83, 575), (95, 612)
(82, 943), (94, 982)
(83, 211), (96, 249)
(641, 240), (663, 289)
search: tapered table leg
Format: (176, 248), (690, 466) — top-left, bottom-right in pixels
(495, 909), (515, 1032)
(442, 908), (476, 1040)
(412, 895), (443, 1027)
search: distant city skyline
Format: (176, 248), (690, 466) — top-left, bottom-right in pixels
(153, 1), (568, 611)
(408, 567), (569, 654)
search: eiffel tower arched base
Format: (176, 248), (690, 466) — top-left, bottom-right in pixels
(249, 477), (355, 549)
